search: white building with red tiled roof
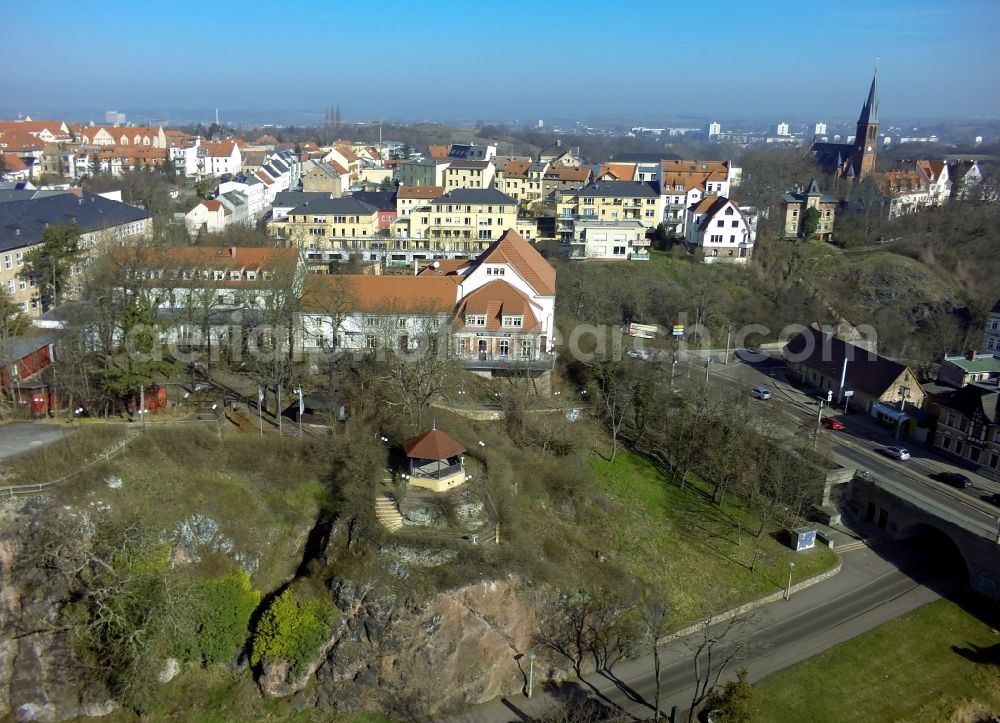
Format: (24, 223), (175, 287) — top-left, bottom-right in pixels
(298, 228), (557, 380)
(684, 196), (755, 264)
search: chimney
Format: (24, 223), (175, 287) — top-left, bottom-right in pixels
(966, 349), (976, 361)
(229, 246), (237, 258)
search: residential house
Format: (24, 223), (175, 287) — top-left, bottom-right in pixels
(493, 160), (532, 202)
(299, 228), (556, 383)
(556, 181), (662, 241)
(0, 120), (71, 143)
(983, 298), (1000, 352)
(395, 158), (446, 187)
(915, 160), (951, 206)
(442, 160), (495, 190)
(397, 185), (444, 217)
(937, 352), (1000, 389)
(864, 169), (929, 219)
(781, 180), (839, 241)
(684, 196), (755, 263)
(410, 188), (518, 252)
(271, 197), (381, 262)
(427, 145), (450, 161)
(184, 191), (250, 235)
(201, 140), (243, 178)
(302, 160), (346, 195)
(949, 161), (987, 201)
(321, 147), (362, 186)
(0, 192), (152, 314)
(596, 163), (638, 182)
(538, 141), (580, 167)
(217, 179), (268, 221)
(271, 191), (333, 221)
(448, 143), (496, 161)
(541, 165), (592, 197)
(78, 126), (167, 148)
(783, 324), (925, 421)
(660, 160), (741, 237)
(1, 154), (31, 182)
(932, 385), (1000, 471)
(110, 246), (307, 349)
(350, 191), (397, 230)
(566, 220), (649, 261)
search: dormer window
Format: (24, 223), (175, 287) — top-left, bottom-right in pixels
(502, 315), (523, 328)
(247, 270), (257, 280)
(214, 270), (225, 281)
(229, 270), (241, 280)
(466, 314), (486, 327)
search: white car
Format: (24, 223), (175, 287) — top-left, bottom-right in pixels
(750, 386), (772, 400)
(881, 446), (911, 461)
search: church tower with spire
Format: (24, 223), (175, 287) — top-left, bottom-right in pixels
(852, 69), (879, 181)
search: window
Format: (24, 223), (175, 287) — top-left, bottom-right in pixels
(214, 271), (225, 280)
(992, 320), (999, 331)
(502, 315), (523, 328)
(716, 220), (724, 227)
(520, 340), (532, 358)
(732, 220), (739, 227)
(466, 314), (486, 326)
(3, 254), (10, 270)
(725, 207), (734, 215)
(15, 251), (22, 266)
(18, 279), (26, 291)
(942, 434), (951, 449)
(710, 234), (723, 243)
(613, 246), (626, 256)
(365, 334), (376, 350)
(398, 318), (407, 329)
(365, 316), (377, 327)
(499, 340), (510, 356)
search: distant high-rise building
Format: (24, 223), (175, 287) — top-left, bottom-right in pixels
(105, 110), (126, 126)
(708, 121), (721, 137)
(814, 122), (827, 135)
(538, 119), (544, 128)
(976, 135), (984, 145)
(776, 122), (790, 136)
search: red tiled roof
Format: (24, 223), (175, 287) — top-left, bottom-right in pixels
(417, 259), (468, 277)
(597, 163), (637, 181)
(202, 199), (223, 212)
(299, 274), (459, 314)
(428, 144), (450, 160)
(403, 428), (466, 460)
(2, 154), (29, 172)
(501, 160), (532, 179)
(454, 280), (540, 332)
(477, 229), (555, 295)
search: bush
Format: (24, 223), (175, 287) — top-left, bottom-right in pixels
(250, 588), (339, 676)
(177, 572), (261, 666)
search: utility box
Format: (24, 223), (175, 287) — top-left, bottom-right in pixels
(792, 526), (817, 551)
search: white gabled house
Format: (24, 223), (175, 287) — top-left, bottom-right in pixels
(684, 196), (755, 263)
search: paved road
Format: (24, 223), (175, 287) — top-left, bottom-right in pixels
(442, 544), (948, 722)
(705, 352), (1000, 537)
(0, 422), (71, 462)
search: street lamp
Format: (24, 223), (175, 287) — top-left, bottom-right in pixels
(525, 651), (537, 698)
(784, 561), (796, 600)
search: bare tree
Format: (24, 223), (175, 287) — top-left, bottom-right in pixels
(683, 613), (755, 723)
(641, 594), (671, 721)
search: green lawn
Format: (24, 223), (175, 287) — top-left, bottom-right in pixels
(754, 596), (1000, 722)
(588, 450), (838, 621)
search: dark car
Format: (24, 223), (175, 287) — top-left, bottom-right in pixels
(938, 472), (972, 489)
(983, 492), (1000, 506)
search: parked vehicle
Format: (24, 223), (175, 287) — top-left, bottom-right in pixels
(750, 386), (772, 400)
(983, 492), (1000, 506)
(937, 472), (972, 489)
(821, 418), (843, 430)
(880, 446), (911, 461)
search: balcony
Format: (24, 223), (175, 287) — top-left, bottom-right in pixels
(455, 352), (556, 371)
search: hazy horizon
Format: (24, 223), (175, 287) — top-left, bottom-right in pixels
(6, 0), (1000, 125)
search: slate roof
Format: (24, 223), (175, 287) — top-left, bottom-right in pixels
(936, 384), (1000, 424)
(0, 192), (151, 252)
(782, 325), (916, 399)
(350, 190), (397, 210)
(782, 179), (840, 204)
(574, 180), (660, 198)
(430, 188), (517, 205)
(288, 198), (379, 216)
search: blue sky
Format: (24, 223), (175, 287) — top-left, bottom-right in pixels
(5, 0), (999, 123)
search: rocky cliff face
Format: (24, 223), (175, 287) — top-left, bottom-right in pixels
(282, 576), (539, 717)
(0, 507), (117, 722)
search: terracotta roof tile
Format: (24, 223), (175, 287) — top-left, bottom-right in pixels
(399, 184), (445, 199)
(403, 428), (466, 460)
(454, 280), (540, 332)
(476, 229), (555, 295)
(300, 274), (459, 314)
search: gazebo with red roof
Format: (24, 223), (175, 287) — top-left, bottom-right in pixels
(402, 427), (467, 492)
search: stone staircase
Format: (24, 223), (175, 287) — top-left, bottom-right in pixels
(375, 493), (403, 532)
